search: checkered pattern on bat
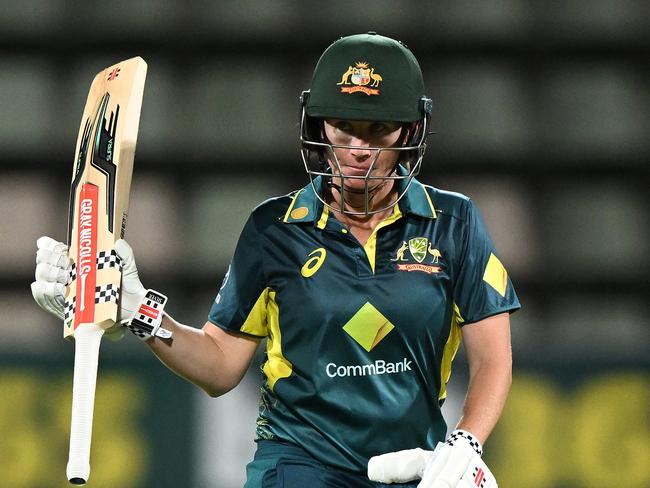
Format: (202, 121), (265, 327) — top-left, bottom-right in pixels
(64, 297), (76, 324)
(95, 284), (119, 304)
(63, 284), (120, 325)
(97, 250), (122, 270)
(67, 250), (122, 283)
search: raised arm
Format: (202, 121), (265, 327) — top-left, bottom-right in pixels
(146, 317), (260, 397)
(31, 236), (261, 398)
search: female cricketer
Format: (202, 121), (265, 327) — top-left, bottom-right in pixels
(32, 33), (520, 487)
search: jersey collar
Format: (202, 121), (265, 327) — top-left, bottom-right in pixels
(400, 177), (438, 219)
(282, 173), (436, 227)
(282, 177), (328, 227)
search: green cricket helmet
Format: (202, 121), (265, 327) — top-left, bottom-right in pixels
(300, 32), (433, 216)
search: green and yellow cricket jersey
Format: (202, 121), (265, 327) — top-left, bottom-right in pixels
(208, 176), (520, 474)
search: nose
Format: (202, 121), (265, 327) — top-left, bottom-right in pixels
(348, 135), (372, 159)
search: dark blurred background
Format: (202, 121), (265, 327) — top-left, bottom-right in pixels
(1, 1), (648, 487)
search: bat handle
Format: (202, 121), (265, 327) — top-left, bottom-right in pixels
(66, 323), (105, 485)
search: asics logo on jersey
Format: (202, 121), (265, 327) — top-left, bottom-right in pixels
(301, 248), (327, 278)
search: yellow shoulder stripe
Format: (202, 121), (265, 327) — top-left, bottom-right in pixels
(422, 185), (437, 218)
(239, 288), (293, 391)
(240, 287), (272, 337)
(262, 290), (293, 390)
(439, 303), (464, 401)
(282, 189), (303, 223)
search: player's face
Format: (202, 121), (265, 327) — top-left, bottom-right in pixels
(322, 119), (404, 192)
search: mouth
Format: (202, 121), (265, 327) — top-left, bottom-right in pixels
(333, 164), (373, 176)
(344, 166), (370, 176)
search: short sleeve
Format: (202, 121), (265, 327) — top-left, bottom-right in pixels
(208, 214), (270, 337)
(453, 199), (521, 324)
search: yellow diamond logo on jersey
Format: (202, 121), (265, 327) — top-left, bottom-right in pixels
(342, 302), (394, 352)
(483, 253), (508, 297)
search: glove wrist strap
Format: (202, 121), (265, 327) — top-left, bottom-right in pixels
(125, 289), (172, 341)
(446, 429), (483, 457)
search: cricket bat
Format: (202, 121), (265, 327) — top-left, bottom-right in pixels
(63, 57), (147, 485)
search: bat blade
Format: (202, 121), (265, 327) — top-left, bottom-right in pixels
(65, 56), (147, 337)
(64, 56), (147, 485)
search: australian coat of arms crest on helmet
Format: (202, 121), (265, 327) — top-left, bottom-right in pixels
(337, 62), (382, 96)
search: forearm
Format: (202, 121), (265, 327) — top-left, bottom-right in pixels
(144, 314), (242, 397)
(456, 359), (512, 444)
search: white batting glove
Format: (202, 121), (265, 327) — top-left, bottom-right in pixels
(368, 430), (497, 488)
(31, 236), (70, 320)
(420, 430), (496, 488)
(115, 239), (172, 341)
(31, 236), (149, 340)
(113, 239), (147, 324)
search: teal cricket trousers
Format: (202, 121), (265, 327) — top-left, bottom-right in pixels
(244, 440), (419, 488)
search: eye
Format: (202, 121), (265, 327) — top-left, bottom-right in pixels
(369, 123), (389, 134)
(334, 121), (352, 132)
(369, 122), (400, 135)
